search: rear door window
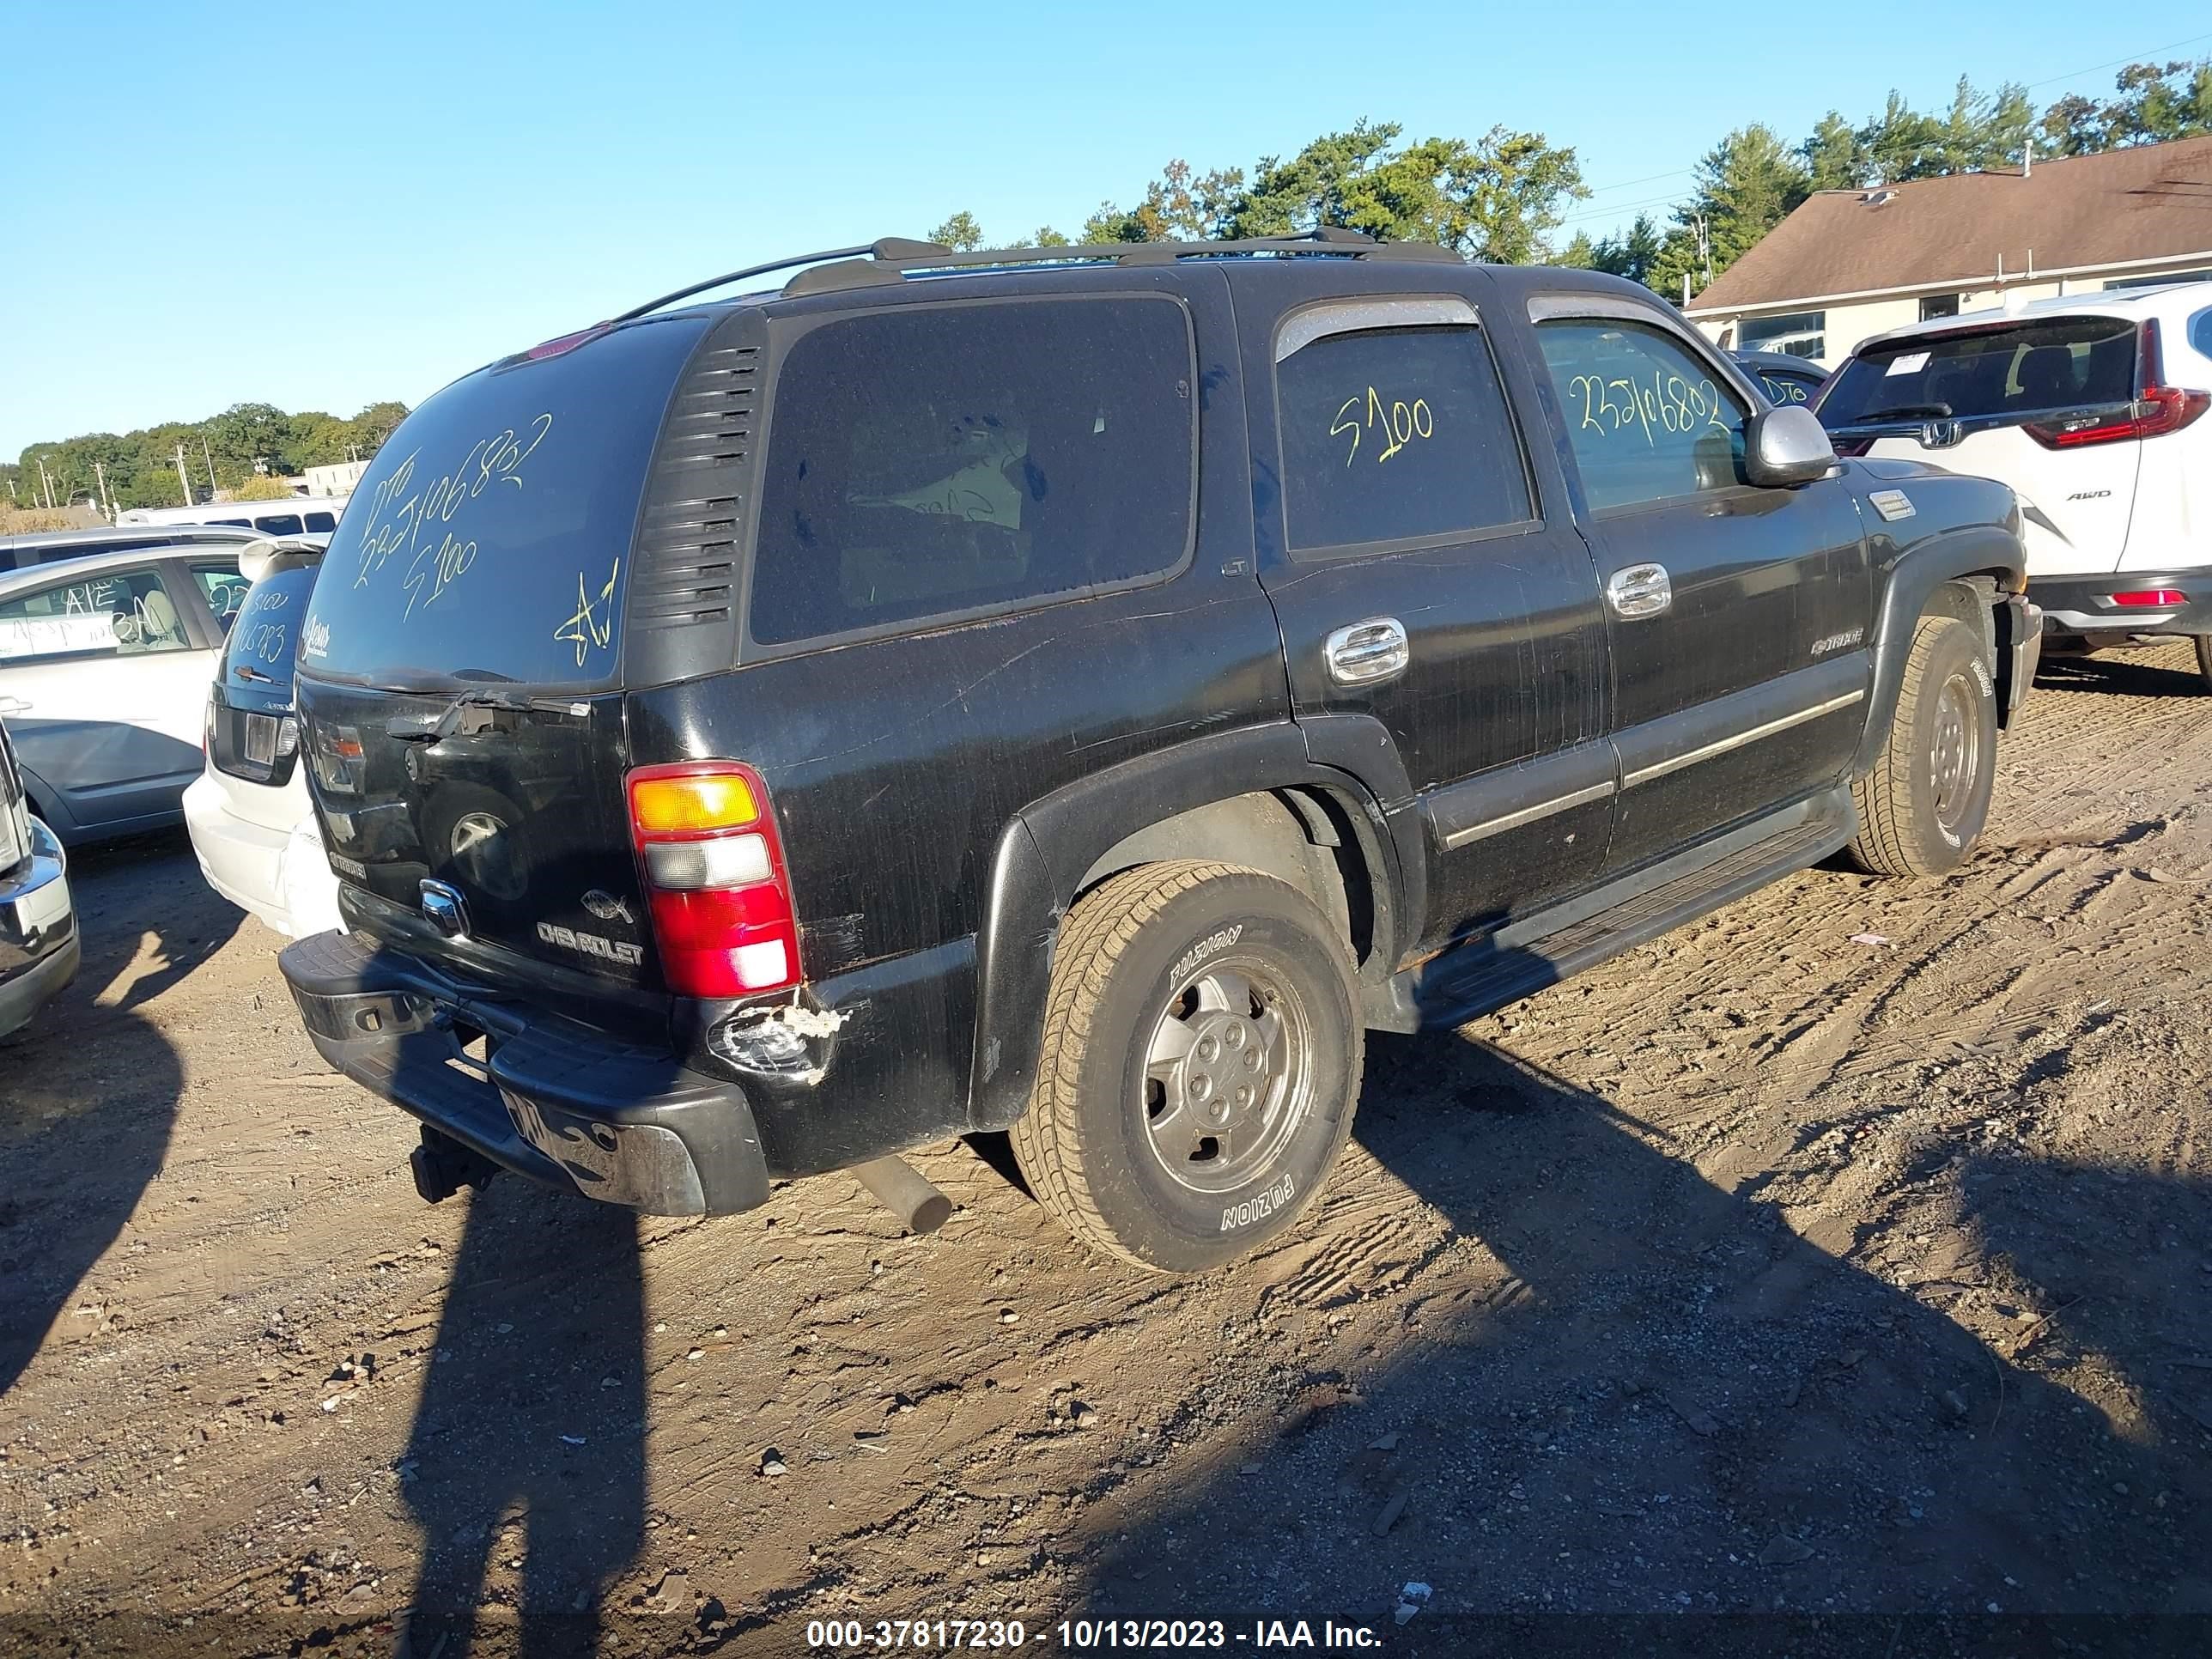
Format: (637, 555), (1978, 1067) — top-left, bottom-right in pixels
(1820, 315), (2140, 425)
(304, 311), (713, 690)
(252, 513), (305, 537)
(748, 297), (1196, 646)
(1273, 321), (1532, 552)
(1536, 318), (1748, 512)
(0, 567), (195, 662)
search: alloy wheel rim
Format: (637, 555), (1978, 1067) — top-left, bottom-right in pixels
(1139, 951), (1316, 1195)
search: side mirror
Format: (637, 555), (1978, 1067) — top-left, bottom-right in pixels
(1745, 404), (1841, 487)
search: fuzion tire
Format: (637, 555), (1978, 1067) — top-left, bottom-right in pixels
(1010, 860), (1363, 1273)
(1846, 614), (1998, 878)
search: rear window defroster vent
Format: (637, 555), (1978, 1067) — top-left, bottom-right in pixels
(624, 317), (763, 684)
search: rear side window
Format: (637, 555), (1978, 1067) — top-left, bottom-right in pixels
(1274, 324), (1532, 552)
(252, 513), (305, 537)
(1820, 316), (2139, 425)
(1536, 318), (1747, 513)
(749, 298), (1195, 646)
(194, 564), (252, 629)
(305, 311), (712, 690)
(223, 560), (319, 694)
(0, 567), (194, 662)
(304, 511), (337, 533)
(1754, 368), (1820, 405)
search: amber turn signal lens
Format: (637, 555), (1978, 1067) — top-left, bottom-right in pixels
(630, 773), (760, 834)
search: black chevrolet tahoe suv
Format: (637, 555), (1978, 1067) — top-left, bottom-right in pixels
(278, 231), (2039, 1273)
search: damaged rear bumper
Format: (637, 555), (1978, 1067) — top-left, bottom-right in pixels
(277, 928), (772, 1215)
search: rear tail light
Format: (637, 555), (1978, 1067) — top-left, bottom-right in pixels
(2110, 589), (2188, 608)
(2026, 319), (2210, 449)
(627, 762), (801, 998)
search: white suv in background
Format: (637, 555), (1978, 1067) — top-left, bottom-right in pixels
(1819, 282), (2212, 684)
(182, 540), (342, 938)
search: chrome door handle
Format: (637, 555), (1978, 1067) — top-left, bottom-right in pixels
(1605, 562), (1672, 619)
(0, 696), (30, 716)
(1323, 617), (1409, 687)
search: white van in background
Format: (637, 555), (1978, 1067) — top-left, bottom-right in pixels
(118, 495), (350, 538)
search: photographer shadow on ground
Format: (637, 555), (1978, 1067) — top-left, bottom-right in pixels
(1082, 1023), (2211, 1650)
(0, 832), (238, 1397)
(396, 1179), (647, 1659)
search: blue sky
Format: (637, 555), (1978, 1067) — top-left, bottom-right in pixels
(4, 1), (2209, 459)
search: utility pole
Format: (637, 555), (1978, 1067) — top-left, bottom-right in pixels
(174, 442), (193, 506)
(201, 434), (217, 495)
(1694, 213), (1713, 290)
(94, 459), (112, 521)
(37, 458), (56, 510)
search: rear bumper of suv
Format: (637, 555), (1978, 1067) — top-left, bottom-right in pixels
(277, 928), (773, 1216)
(2033, 568), (2212, 636)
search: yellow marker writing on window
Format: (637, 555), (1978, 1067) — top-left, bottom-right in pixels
(1329, 388), (1435, 468)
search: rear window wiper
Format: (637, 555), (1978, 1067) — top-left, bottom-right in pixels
(1842, 402), (1954, 423)
(384, 689), (588, 743)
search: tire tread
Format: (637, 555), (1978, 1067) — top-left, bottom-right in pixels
(1847, 614), (1976, 878)
(1010, 860), (1300, 1272)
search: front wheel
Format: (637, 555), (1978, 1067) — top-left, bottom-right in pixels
(1010, 860), (1362, 1273)
(1845, 614), (1998, 878)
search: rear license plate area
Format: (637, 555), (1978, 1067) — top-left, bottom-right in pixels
(243, 713), (279, 765)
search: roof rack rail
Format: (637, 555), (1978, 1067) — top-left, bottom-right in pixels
(611, 236), (953, 323)
(781, 226), (1461, 298)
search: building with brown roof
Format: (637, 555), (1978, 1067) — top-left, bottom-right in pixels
(1686, 134), (2212, 365)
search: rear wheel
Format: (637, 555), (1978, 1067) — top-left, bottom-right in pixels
(2193, 635), (2212, 694)
(1011, 860), (1362, 1273)
(1846, 614), (1997, 878)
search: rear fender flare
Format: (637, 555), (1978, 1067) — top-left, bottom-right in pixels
(967, 720), (1413, 1130)
(1854, 525), (2026, 776)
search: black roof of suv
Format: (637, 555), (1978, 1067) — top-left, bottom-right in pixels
(279, 229), (2032, 1271)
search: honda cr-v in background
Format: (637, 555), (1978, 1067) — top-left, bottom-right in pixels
(1820, 282), (2212, 685)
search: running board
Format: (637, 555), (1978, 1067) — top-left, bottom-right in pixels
(1367, 787), (1856, 1033)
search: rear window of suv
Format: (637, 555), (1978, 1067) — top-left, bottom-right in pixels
(303, 312), (713, 691)
(748, 296), (1196, 646)
(222, 558), (320, 699)
(1820, 315), (2140, 426)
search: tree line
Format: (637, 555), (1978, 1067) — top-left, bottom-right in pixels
(5, 399), (409, 514)
(927, 58), (2212, 301)
(1566, 58), (2212, 297)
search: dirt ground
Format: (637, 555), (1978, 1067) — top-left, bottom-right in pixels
(4, 645), (2211, 1659)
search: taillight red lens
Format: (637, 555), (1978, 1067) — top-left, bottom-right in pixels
(2026, 319), (2210, 449)
(2110, 589), (2188, 608)
(627, 762), (801, 998)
